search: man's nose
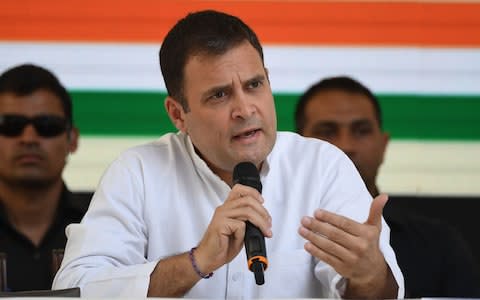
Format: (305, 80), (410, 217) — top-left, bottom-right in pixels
(18, 124), (41, 143)
(232, 92), (256, 119)
(335, 132), (355, 156)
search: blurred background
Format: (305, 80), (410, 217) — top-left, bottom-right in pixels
(1, 0), (479, 195)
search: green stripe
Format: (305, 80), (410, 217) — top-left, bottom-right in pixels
(71, 91), (480, 140)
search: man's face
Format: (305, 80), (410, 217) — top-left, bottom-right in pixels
(166, 41), (277, 179)
(301, 90), (389, 190)
(0, 89), (78, 188)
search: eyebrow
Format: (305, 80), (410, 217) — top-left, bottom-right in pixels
(244, 74), (266, 86)
(312, 118), (374, 126)
(351, 119), (375, 127)
(200, 74), (267, 100)
(312, 121), (338, 128)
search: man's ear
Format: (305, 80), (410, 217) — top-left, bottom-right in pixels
(380, 131), (390, 163)
(67, 127), (79, 153)
(165, 96), (187, 133)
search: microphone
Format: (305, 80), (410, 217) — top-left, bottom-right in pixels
(232, 162), (268, 285)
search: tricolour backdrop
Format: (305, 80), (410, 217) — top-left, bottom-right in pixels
(1, 0), (480, 195)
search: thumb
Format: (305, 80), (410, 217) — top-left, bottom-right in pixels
(365, 193), (389, 227)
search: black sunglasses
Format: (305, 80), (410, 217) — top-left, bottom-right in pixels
(0, 114), (70, 138)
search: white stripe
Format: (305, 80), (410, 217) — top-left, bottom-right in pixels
(64, 136), (480, 196)
(1, 42), (480, 94)
(378, 140), (480, 196)
(267, 46), (480, 95)
(0, 42), (162, 91)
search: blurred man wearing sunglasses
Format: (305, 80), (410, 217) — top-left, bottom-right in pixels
(0, 64), (90, 292)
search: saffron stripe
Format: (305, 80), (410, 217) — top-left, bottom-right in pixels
(1, 1), (480, 46)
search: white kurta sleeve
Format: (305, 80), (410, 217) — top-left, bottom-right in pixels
(52, 156), (157, 297)
(312, 150), (405, 299)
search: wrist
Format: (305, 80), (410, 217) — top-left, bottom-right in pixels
(345, 262), (396, 299)
(189, 247), (213, 279)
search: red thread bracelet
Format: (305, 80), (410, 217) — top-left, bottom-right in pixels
(189, 247), (213, 279)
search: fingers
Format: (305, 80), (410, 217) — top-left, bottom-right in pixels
(303, 239), (344, 268)
(223, 184), (272, 237)
(365, 193), (388, 227)
(298, 217), (354, 260)
(298, 198), (387, 282)
(196, 217), (246, 272)
(221, 199), (272, 237)
(299, 212), (358, 260)
(196, 184), (272, 272)
(229, 184), (264, 204)
(309, 193), (389, 237)
(312, 209), (363, 237)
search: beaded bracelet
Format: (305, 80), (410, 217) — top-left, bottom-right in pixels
(189, 247), (213, 279)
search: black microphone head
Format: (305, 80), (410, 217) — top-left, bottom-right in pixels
(233, 162), (262, 193)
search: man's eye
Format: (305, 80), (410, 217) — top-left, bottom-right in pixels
(312, 129), (335, 139)
(354, 126), (373, 137)
(209, 91), (226, 101)
(248, 80), (262, 89)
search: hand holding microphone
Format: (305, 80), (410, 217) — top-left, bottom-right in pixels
(193, 162), (271, 284)
(233, 162), (269, 285)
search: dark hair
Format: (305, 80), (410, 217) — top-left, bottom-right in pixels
(295, 76), (382, 133)
(159, 10), (264, 112)
(0, 64), (74, 127)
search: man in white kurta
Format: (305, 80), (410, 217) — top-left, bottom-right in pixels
(54, 9), (404, 299)
(53, 132), (404, 298)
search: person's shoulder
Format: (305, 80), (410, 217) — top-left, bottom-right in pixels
(274, 131), (349, 164)
(270, 132), (352, 177)
(102, 132), (191, 179)
(62, 186), (93, 218)
(117, 132), (186, 162)
(67, 191), (93, 214)
(275, 131), (341, 153)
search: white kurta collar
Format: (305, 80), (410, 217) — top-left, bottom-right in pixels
(182, 131), (272, 188)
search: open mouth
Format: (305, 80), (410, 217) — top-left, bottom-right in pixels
(16, 154), (43, 163)
(234, 129), (260, 139)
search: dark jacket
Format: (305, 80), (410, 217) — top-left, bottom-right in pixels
(384, 196), (480, 298)
(0, 185), (92, 291)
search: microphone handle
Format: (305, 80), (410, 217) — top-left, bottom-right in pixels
(245, 221), (267, 285)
